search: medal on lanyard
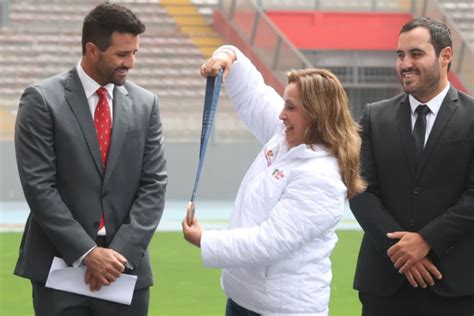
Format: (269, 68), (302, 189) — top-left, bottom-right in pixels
(187, 69), (223, 225)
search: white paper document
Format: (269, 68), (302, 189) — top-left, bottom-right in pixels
(45, 257), (137, 305)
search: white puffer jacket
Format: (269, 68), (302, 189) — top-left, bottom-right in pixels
(201, 47), (347, 315)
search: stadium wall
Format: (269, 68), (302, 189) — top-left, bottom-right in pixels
(0, 140), (261, 201)
(266, 11), (412, 50)
(266, 10), (468, 92)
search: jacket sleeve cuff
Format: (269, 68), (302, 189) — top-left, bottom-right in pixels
(72, 246), (96, 267)
(201, 230), (221, 268)
(419, 226), (453, 258)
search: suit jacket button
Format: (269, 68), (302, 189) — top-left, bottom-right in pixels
(413, 187), (420, 195)
(446, 244), (455, 255)
(409, 220), (415, 226)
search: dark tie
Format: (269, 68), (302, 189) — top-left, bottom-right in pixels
(413, 104), (430, 154)
(95, 87), (112, 233)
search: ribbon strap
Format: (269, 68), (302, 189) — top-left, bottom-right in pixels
(190, 69), (223, 203)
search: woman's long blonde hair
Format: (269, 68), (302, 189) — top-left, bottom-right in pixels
(287, 69), (366, 198)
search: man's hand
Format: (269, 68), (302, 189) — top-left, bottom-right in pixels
(182, 216), (203, 248)
(83, 247), (127, 291)
(387, 231), (431, 273)
(200, 47), (236, 81)
(85, 269), (103, 292)
(403, 257), (442, 288)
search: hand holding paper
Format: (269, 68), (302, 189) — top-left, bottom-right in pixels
(45, 257), (137, 305)
(84, 247), (126, 290)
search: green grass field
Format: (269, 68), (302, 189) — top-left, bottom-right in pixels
(0, 231), (363, 315)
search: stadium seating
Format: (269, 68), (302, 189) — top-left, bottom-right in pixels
(438, 0), (474, 47)
(1, 0), (471, 143)
(0, 0), (254, 143)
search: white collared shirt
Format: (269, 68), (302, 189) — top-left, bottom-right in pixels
(72, 63), (117, 267)
(409, 83), (450, 146)
(77, 62), (113, 238)
(73, 63), (133, 269)
(76, 62), (114, 123)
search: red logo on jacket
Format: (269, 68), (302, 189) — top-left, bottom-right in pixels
(272, 168), (284, 180)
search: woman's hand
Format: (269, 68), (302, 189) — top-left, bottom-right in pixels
(200, 47), (236, 81)
(182, 216), (203, 248)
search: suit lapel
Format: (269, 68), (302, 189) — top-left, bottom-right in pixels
(104, 85), (131, 185)
(416, 87), (458, 178)
(397, 95), (416, 179)
(65, 68), (103, 176)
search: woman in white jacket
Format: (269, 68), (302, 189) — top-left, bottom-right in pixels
(183, 46), (366, 316)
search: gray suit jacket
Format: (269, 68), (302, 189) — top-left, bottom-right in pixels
(350, 87), (474, 297)
(14, 67), (167, 289)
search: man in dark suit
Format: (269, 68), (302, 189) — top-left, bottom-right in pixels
(350, 17), (474, 316)
(14, 3), (167, 315)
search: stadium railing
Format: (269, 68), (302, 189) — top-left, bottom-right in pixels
(253, 0), (416, 12)
(218, 0), (312, 92)
(217, 0), (472, 95)
(413, 0), (473, 93)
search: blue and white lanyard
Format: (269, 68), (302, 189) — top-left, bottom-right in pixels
(190, 69), (223, 202)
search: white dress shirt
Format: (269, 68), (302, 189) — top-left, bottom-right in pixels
(76, 63), (114, 123)
(77, 62), (114, 238)
(73, 63), (117, 266)
(409, 82), (450, 146)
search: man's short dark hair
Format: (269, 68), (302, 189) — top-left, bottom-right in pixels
(82, 2), (145, 55)
(400, 17), (452, 70)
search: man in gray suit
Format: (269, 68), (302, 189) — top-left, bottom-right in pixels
(350, 17), (474, 315)
(14, 3), (167, 315)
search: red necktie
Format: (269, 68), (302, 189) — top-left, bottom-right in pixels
(95, 87), (112, 233)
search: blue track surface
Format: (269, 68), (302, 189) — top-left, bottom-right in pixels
(0, 200), (361, 231)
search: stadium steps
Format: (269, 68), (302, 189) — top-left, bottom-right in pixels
(160, 0), (223, 57)
(438, 0), (474, 49)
